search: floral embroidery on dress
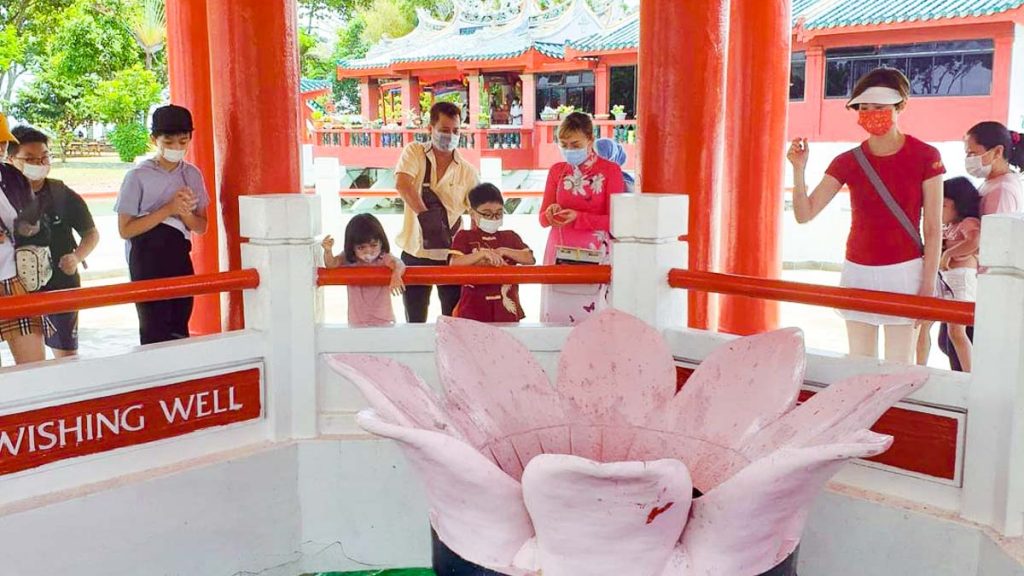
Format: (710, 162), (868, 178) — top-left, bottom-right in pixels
(561, 165), (606, 199)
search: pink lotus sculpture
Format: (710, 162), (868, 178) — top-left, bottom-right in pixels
(327, 309), (926, 576)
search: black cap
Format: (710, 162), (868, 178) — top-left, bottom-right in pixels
(151, 104), (194, 134)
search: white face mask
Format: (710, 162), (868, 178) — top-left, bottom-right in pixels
(432, 132), (459, 153)
(358, 250), (382, 263)
(160, 147), (187, 163)
(21, 163), (50, 182)
(477, 217), (502, 234)
(965, 154), (993, 179)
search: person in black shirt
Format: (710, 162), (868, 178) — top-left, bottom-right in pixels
(10, 126), (99, 357)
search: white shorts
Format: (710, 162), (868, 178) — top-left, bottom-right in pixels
(839, 258), (923, 326)
(940, 267), (977, 303)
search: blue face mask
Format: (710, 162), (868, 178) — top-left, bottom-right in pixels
(561, 147), (589, 167)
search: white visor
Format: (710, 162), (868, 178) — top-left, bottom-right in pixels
(846, 86), (903, 108)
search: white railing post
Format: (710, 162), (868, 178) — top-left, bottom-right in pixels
(610, 194), (689, 331)
(962, 213), (1024, 536)
(240, 194), (322, 441)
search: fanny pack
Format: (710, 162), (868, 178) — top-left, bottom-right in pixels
(0, 216), (52, 292)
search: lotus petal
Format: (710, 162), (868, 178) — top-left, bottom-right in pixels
(555, 310), (678, 435)
(659, 329), (806, 456)
(356, 411), (534, 569)
(681, 431), (892, 576)
(521, 453), (692, 576)
(741, 370), (927, 460)
(436, 317), (569, 477)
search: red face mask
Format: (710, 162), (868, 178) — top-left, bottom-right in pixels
(857, 108), (894, 136)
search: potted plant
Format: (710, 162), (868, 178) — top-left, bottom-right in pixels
(477, 112), (491, 129)
(540, 106), (559, 121)
(311, 110), (324, 129)
(612, 104), (627, 121)
(557, 104), (576, 120)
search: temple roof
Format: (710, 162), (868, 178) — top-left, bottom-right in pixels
(300, 78), (332, 93)
(339, 0), (625, 71)
(797, 0), (1024, 30)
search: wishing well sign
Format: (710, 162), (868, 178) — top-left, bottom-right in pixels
(0, 368), (262, 476)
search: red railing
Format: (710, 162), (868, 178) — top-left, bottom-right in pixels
(318, 265), (610, 287)
(668, 269), (975, 326)
(0, 270), (260, 320)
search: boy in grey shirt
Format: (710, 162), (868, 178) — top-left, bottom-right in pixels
(114, 105), (209, 344)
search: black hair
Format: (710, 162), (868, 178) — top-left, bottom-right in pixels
(557, 112), (594, 141)
(8, 125), (49, 157)
(469, 183), (504, 209)
(430, 102), (462, 125)
(343, 213), (389, 264)
(943, 177), (981, 221)
(966, 121), (1024, 171)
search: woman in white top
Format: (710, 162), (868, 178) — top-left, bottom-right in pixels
(964, 121), (1023, 216)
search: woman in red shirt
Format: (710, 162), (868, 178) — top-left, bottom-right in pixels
(539, 112), (625, 324)
(787, 68), (944, 363)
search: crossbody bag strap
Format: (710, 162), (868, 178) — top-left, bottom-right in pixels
(852, 146), (924, 254)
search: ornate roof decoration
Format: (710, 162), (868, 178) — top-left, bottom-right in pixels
(339, 0), (618, 71)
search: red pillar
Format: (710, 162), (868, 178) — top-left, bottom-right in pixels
(638, 0), (730, 330)
(400, 76), (421, 123)
(468, 72), (482, 125)
(521, 73), (537, 128)
(718, 0), (792, 335)
(595, 63), (610, 116)
(166, 0), (221, 335)
(359, 78), (380, 121)
(207, 0), (302, 330)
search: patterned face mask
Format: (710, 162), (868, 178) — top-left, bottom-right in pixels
(857, 108), (894, 136)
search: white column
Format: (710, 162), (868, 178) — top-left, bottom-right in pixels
(609, 194), (689, 331)
(240, 194), (322, 441)
(962, 213), (1024, 536)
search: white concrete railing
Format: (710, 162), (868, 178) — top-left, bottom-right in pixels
(0, 193), (1023, 575)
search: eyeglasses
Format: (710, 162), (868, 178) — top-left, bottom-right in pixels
(475, 209), (504, 219)
(15, 154), (50, 165)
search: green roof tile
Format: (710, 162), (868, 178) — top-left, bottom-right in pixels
(568, 17), (638, 52)
(801, 0), (1024, 30)
(300, 78), (332, 93)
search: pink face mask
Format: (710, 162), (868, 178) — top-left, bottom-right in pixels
(857, 109), (894, 136)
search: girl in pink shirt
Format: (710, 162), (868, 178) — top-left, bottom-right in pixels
(323, 214), (406, 326)
(964, 122), (1023, 216)
(939, 177), (982, 372)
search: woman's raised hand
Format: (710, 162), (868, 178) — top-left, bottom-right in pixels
(787, 138), (809, 170)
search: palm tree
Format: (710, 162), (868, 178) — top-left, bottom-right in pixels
(130, 0), (166, 70)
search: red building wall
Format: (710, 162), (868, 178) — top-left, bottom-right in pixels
(788, 22), (1016, 143)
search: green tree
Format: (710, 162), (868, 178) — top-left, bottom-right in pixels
(10, 72), (92, 160)
(86, 64), (161, 125)
(298, 0), (370, 32)
(0, 0), (75, 104)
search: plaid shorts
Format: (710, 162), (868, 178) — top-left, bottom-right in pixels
(0, 276), (54, 342)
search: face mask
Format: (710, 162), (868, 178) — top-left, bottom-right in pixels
(966, 153), (993, 179)
(561, 147), (589, 167)
(160, 147), (187, 163)
(432, 132), (459, 152)
(21, 163), (50, 182)
(857, 109), (895, 136)
(358, 249), (382, 263)
(477, 217), (502, 234)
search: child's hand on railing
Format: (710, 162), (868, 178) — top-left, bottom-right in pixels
(389, 269), (406, 295)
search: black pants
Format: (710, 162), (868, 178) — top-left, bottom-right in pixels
(938, 323), (974, 372)
(129, 224), (195, 345)
(401, 252), (460, 323)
